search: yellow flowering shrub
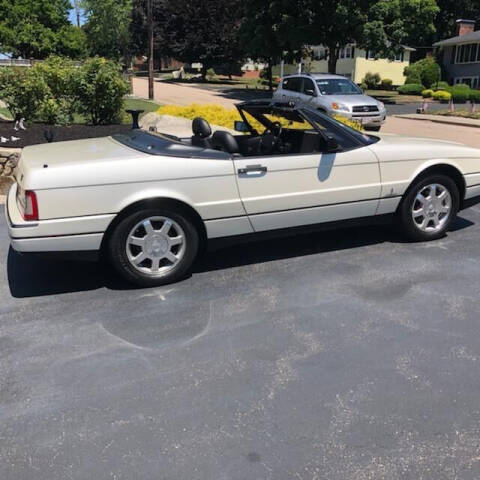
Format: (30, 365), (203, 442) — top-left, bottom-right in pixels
(156, 104), (363, 133)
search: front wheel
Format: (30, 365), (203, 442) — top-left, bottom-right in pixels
(108, 207), (199, 287)
(396, 174), (459, 242)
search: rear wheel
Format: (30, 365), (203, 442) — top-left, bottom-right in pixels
(396, 174), (459, 242)
(108, 207), (199, 287)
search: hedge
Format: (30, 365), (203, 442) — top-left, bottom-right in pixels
(397, 83), (425, 95)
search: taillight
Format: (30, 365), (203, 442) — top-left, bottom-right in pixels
(23, 190), (39, 221)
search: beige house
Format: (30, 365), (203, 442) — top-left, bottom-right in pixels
(275, 44), (415, 86)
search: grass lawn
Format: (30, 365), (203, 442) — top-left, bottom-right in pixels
(365, 90), (423, 104)
(0, 106), (13, 120)
(429, 108), (480, 120)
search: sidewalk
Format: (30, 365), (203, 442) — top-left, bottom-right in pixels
(395, 113), (480, 129)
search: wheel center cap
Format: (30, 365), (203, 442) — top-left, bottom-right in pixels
(145, 235), (168, 256)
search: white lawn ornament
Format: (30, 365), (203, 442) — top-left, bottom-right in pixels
(10, 136), (20, 142)
(14, 118), (26, 131)
(0, 136), (8, 143)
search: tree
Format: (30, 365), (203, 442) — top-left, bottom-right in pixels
(0, 0), (86, 59)
(240, 0), (305, 89)
(167, 0), (244, 81)
(434, 0), (479, 40)
(361, 0), (439, 60)
(302, 0), (371, 74)
(82, 0), (132, 61)
(130, 0), (172, 64)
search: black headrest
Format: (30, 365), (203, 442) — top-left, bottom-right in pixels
(192, 117), (212, 138)
(212, 131), (239, 154)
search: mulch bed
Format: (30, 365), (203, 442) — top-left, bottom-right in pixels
(0, 121), (132, 148)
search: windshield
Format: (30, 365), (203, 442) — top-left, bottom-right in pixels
(315, 79), (362, 96)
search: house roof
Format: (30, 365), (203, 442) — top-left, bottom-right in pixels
(434, 30), (480, 47)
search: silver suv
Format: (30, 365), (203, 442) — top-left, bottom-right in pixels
(273, 73), (387, 131)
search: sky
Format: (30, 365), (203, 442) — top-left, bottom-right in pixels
(68, 7), (85, 26)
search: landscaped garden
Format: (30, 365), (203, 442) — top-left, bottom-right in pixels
(0, 56), (161, 148)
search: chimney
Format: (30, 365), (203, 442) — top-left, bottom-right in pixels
(456, 19), (476, 36)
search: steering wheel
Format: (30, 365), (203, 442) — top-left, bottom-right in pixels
(260, 121), (283, 154)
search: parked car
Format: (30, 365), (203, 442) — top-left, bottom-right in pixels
(6, 100), (480, 286)
(273, 73), (387, 131)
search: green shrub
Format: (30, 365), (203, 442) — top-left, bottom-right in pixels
(451, 83), (471, 90)
(360, 82), (368, 91)
(432, 81), (450, 91)
(397, 83), (425, 95)
(30, 56), (78, 124)
(362, 72), (381, 89)
(404, 57), (441, 88)
(432, 90), (452, 103)
(470, 90), (480, 103)
(206, 68), (216, 80)
(421, 89), (434, 98)
(446, 86), (471, 102)
(0, 67), (50, 121)
(75, 57), (129, 125)
(380, 78), (393, 90)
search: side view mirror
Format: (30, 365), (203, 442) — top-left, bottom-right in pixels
(234, 120), (249, 133)
(325, 135), (341, 152)
(305, 89), (317, 97)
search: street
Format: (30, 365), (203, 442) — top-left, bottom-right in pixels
(2, 200), (480, 479)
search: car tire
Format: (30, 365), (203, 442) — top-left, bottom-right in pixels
(108, 207), (199, 287)
(396, 174), (459, 242)
(365, 126), (381, 132)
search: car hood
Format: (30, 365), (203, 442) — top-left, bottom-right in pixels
(326, 94), (380, 107)
(368, 133), (480, 161)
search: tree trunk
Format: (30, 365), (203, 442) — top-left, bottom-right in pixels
(201, 64), (207, 82)
(327, 45), (338, 74)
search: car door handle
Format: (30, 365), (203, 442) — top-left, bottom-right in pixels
(238, 164), (268, 175)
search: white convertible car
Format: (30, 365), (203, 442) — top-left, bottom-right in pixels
(6, 100), (480, 286)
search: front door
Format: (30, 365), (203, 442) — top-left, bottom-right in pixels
(233, 147), (381, 232)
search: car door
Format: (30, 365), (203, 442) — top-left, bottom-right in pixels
(297, 77), (317, 107)
(278, 77), (302, 103)
(233, 129), (381, 232)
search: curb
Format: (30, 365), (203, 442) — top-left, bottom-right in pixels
(394, 114), (480, 129)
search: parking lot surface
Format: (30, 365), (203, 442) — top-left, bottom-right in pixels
(2, 205), (480, 479)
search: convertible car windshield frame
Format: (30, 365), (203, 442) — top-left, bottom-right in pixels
(236, 100), (378, 148)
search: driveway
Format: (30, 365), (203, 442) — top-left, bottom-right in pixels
(2, 200), (480, 478)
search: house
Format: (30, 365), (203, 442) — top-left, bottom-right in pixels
(273, 44), (415, 86)
(433, 19), (480, 88)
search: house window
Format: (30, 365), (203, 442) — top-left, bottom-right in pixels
(366, 50), (376, 60)
(313, 47), (327, 61)
(394, 51), (405, 62)
(455, 43), (480, 64)
(339, 46), (355, 59)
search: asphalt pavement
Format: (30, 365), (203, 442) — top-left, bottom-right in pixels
(2, 202), (480, 479)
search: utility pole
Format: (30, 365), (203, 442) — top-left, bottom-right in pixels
(73, 0), (81, 27)
(147, 0), (154, 100)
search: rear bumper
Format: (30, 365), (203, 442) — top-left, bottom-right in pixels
(6, 183), (113, 253)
